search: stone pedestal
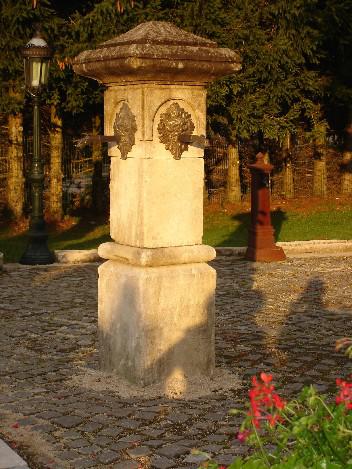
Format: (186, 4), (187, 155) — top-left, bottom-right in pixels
(245, 153), (286, 262)
(73, 21), (241, 384)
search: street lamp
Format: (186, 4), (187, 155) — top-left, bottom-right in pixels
(20, 30), (55, 265)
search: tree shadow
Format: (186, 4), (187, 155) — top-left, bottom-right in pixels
(275, 277), (352, 393)
(211, 256), (267, 380)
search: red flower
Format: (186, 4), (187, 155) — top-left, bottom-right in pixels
(237, 429), (251, 442)
(336, 378), (352, 410)
(248, 373), (286, 429)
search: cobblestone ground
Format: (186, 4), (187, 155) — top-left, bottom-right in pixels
(0, 256), (351, 468)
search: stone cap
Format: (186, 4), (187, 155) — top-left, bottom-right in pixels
(73, 21), (241, 84)
(248, 152), (273, 174)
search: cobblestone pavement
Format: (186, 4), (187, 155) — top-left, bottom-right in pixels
(0, 256), (352, 468)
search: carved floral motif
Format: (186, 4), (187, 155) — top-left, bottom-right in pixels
(157, 102), (195, 159)
(113, 102), (137, 159)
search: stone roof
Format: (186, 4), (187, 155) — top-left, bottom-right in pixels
(73, 21), (241, 85)
(100, 21), (217, 48)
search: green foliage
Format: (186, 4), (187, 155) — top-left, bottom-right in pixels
(200, 384), (352, 468)
(207, 0), (324, 141)
(1, 0), (351, 138)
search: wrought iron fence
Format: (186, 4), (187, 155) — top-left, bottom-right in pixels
(20, 134), (110, 214)
(0, 130), (347, 216)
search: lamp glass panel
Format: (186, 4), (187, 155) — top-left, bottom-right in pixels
(24, 59), (31, 89)
(30, 58), (42, 88)
(40, 60), (49, 85)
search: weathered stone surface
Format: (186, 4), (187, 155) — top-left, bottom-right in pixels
(98, 242), (216, 266)
(0, 252), (3, 271)
(104, 85), (206, 160)
(55, 249), (100, 264)
(73, 21), (241, 84)
(72, 21), (240, 387)
(98, 260), (216, 385)
(0, 439), (29, 469)
(109, 158), (204, 248)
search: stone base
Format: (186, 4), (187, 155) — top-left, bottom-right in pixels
(98, 260), (216, 385)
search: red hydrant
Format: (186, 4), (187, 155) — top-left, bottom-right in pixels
(245, 152), (286, 262)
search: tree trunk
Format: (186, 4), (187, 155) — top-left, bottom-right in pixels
(341, 123), (352, 194)
(7, 112), (24, 219)
(226, 143), (241, 203)
(282, 133), (294, 199)
(313, 124), (327, 197)
(49, 106), (63, 221)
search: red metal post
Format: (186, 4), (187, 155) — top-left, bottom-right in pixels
(245, 152), (286, 262)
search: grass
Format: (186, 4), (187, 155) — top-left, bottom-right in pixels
(0, 218), (111, 263)
(1, 198), (352, 262)
(203, 207), (352, 246)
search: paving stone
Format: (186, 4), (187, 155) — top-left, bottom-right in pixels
(151, 455), (176, 469)
(59, 450), (80, 460)
(142, 429), (165, 438)
(144, 439), (165, 448)
(79, 421), (103, 432)
(118, 419), (140, 429)
(52, 416), (84, 428)
(126, 445), (151, 458)
(72, 458), (97, 468)
(98, 427), (124, 437)
(66, 438), (90, 449)
(184, 452), (209, 464)
(1, 258), (352, 467)
(77, 444), (101, 456)
(94, 435), (112, 446)
(166, 413), (190, 423)
(118, 435), (144, 443)
(16, 417), (38, 426)
(97, 449), (119, 464)
(37, 410), (61, 420)
(113, 461), (140, 469)
(109, 441), (132, 452)
(158, 444), (189, 458)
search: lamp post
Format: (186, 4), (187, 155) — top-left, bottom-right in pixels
(20, 30), (55, 265)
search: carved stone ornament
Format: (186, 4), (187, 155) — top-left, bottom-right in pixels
(113, 102), (137, 159)
(157, 102), (195, 159)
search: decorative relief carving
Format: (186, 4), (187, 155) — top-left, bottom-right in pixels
(113, 102), (137, 159)
(157, 102), (195, 159)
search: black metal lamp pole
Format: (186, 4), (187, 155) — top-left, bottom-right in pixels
(20, 30), (55, 265)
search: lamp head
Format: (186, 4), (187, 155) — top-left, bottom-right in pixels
(22, 29), (52, 94)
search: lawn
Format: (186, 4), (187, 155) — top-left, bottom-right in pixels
(1, 198), (352, 262)
(0, 218), (111, 263)
(203, 205), (352, 246)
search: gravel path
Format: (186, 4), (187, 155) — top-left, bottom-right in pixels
(0, 256), (351, 468)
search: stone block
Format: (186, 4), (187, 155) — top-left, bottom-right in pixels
(105, 85), (206, 160)
(0, 439), (29, 469)
(55, 249), (100, 264)
(110, 158), (204, 248)
(98, 242), (216, 266)
(98, 260), (216, 385)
